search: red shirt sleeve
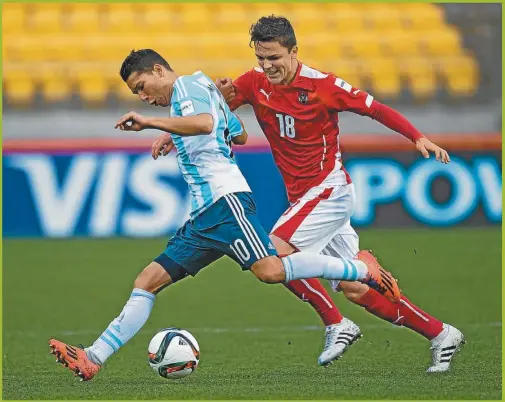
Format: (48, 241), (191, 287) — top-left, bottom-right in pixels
(318, 75), (424, 143)
(229, 70), (255, 111)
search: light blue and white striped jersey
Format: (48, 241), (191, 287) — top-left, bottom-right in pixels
(170, 71), (251, 218)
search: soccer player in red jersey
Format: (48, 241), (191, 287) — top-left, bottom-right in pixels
(213, 15), (465, 372)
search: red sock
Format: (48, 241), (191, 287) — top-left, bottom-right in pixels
(355, 289), (444, 340)
(283, 279), (343, 326)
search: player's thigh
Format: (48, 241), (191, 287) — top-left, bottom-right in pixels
(271, 184), (355, 253)
(154, 221), (224, 286)
(321, 220), (360, 259)
(203, 192), (278, 270)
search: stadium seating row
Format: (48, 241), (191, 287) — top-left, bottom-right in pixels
(2, 3), (479, 105)
(3, 54), (478, 105)
(3, 2), (448, 35)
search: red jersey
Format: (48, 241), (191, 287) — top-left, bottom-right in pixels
(229, 63), (378, 203)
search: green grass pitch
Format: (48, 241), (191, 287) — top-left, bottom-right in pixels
(3, 228), (502, 400)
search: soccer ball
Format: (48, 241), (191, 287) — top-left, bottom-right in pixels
(147, 328), (200, 379)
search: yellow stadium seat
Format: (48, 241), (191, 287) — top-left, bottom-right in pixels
(365, 5), (404, 32)
(381, 30), (421, 58)
(291, 17), (325, 38)
(15, 37), (50, 62)
(3, 3), (27, 35)
(326, 8), (364, 34)
(322, 2), (355, 15)
(28, 4), (63, 34)
(346, 33), (383, 59)
(64, 4), (102, 33)
(363, 58), (401, 98)
(213, 3), (247, 14)
(104, 9), (140, 33)
(35, 36), (83, 62)
(67, 3), (102, 13)
(249, 3), (288, 20)
(86, 36), (143, 63)
(75, 71), (109, 105)
(39, 70), (73, 103)
(400, 58), (436, 99)
(219, 60), (254, 81)
(153, 38), (196, 63)
(324, 60), (363, 89)
(174, 59), (206, 76)
(214, 13), (251, 35)
(301, 35), (341, 65)
(421, 26), (462, 57)
(438, 54), (479, 97)
(3, 41), (19, 62)
(199, 38), (226, 60)
(404, 4), (445, 30)
(285, 4), (323, 26)
(106, 3), (139, 13)
(141, 3), (179, 31)
(5, 71), (36, 106)
(230, 39), (258, 60)
(177, 3), (214, 34)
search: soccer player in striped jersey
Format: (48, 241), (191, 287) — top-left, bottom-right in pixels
(211, 16), (465, 372)
(48, 49), (399, 381)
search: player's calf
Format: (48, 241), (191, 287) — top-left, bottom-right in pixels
(134, 262), (174, 294)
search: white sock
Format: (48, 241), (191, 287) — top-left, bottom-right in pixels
(282, 253), (368, 283)
(86, 288), (155, 365)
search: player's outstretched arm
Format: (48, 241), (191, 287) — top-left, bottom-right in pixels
(325, 77), (450, 164)
(370, 103), (450, 163)
(115, 111), (214, 136)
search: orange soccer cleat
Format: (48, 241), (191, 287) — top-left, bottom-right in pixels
(49, 339), (101, 381)
(357, 250), (401, 303)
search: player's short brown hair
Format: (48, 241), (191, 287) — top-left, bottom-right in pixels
(119, 49), (173, 82)
(249, 15), (297, 52)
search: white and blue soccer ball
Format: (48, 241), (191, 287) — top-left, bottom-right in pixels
(148, 328), (200, 379)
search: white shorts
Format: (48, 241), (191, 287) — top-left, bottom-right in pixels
(271, 182), (360, 290)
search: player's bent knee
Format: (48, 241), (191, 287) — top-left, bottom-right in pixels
(251, 256), (286, 284)
(134, 262), (173, 294)
(339, 281), (369, 303)
(269, 234), (296, 256)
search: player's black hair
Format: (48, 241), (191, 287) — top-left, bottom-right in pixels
(249, 15), (297, 52)
(119, 49), (173, 82)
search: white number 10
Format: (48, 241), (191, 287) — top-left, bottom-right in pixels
(275, 113), (296, 138)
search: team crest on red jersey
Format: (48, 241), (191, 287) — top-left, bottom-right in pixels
(298, 91), (308, 104)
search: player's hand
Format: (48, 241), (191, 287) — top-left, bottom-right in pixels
(215, 77), (236, 103)
(115, 111), (150, 132)
(415, 137), (450, 163)
(152, 132), (174, 160)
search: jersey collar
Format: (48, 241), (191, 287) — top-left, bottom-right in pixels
(285, 62), (315, 91)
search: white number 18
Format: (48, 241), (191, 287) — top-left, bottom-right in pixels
(275, 113), (296, 138)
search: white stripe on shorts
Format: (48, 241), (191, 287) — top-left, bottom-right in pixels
(227, 194), (269, 257)
(224, 194), (266, 259)
(224, 195), (262, 259)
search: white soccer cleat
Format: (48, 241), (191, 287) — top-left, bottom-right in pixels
(427, 324), (465, 373)
(317, 318), (362, 367)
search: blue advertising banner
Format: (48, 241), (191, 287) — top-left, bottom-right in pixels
(3, 149), (501, 238)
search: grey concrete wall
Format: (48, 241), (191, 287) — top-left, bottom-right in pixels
(3, 102), (501, 140)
